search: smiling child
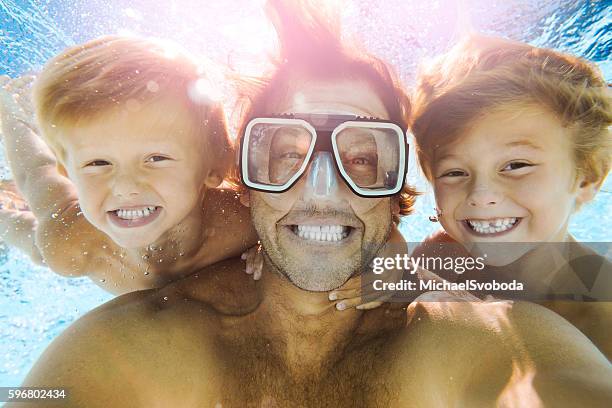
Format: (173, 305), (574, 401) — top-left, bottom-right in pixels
(411, 34), (612, 357)
(0, 36), (258, 294)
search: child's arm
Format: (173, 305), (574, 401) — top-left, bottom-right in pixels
(0, 200), (44, 265)
(0, 180), (43, 264)
(1, 76), (260, 293)
(0, 76), (113, 278)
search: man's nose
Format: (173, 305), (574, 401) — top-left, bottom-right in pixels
(302, 151), (342, 201)
(466, 181), (503, 208)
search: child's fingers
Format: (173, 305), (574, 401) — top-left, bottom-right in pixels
(0, 75), (11, 88)
(334, 296), (364, 311)
(328, 287), (360, 301)
(335, 287), (395, 311)
(10, 75), (35, 91)
(252, 249), (263, 280)
(355, 301), (383, 310)
(9, 78), (35, 116)
(335, 290), (394, 310)
(329, 275), (361, 296)
(242, 245), (264, 280)
(242, 250), (253, 274)
(0, 87), (23, 117)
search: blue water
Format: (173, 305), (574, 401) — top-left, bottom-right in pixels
(0, 0), (610, 387)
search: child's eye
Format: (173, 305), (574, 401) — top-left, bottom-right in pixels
(501, 161), (534, 172)
(145, 155), (171, 163)
(438, 170), (467, 178)
(85, 160), (110, 167)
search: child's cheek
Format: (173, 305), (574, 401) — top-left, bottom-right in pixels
(432, 182), (463, 239)
(433, 181), (459, 213)
(73, 179), (105, 225)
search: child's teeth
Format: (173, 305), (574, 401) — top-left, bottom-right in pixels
(295, 225), (348, 242)
(116, 206), (157, 220)
(467, 218), (517, 234)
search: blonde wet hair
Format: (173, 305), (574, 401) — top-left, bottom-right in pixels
(411, 34), (611, 187)
(33, 35), (232, 174)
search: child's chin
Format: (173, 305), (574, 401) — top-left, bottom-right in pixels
(108, 231), (161, 250)
(468, 242), (537, 267)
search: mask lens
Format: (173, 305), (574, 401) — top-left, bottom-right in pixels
(246, 122), (313, 187)
(335, 125), (401, 192)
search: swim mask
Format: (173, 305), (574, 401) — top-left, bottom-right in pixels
(240, 113), (408, 197)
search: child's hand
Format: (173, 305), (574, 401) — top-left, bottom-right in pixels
(0, 180), (44, 265)
(0, 75), (37, 133)
(328, 268), (401, 311)
(0, 180), (30, 211)
(241, 244), (263, 280)
(330, 226), (407, 311)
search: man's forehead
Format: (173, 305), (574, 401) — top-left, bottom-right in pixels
(268, 77), (389, 119)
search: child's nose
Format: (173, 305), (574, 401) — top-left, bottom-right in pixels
(111, 174), (142, 198)
(466, 184), (503, 207)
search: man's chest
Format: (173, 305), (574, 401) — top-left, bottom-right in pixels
(200, 330), (409, 407)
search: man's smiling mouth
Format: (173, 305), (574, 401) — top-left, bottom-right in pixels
(291, 224), (351, 242)
(462, 217), (521, 236)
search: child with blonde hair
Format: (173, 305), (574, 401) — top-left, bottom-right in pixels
(410, 34), (611, 356)
(0, 35), (258, 294)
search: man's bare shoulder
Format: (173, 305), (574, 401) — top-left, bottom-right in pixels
(34, 255), (260, 352)
(18, 259), (259, 407)
(543, 300), (612, 360)
(391, 298), (612, 406)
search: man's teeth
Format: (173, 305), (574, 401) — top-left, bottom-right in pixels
(295, 225), (349, 242)
(467, 218), (518, 234)
(115, 206), (157, 220)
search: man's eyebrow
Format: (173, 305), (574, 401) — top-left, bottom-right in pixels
(505, 139), (543, 149)
(434, 152), (458, 162)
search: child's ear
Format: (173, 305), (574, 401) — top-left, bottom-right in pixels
(239, 189), (251, 208)
(203, 170), (224, 188)
(56, 163), (68, 178)
(575, 176), (603, 206)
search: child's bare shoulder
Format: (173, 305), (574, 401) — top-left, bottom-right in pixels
(203, 187), (248, 218)
(411, 229), (467, 259)
(194, 186), (258, 263)
(549, 240), (612, 300)
(36, 200), (115, 276)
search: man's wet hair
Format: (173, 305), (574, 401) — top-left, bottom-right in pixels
(232, 0), (417, 221)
